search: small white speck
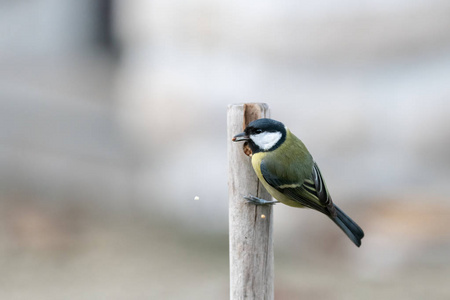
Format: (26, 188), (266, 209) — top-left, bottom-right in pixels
(194, 196), (200, 201)
(261, 214), (266, 219)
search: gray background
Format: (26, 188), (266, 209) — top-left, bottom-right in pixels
(1, 1), (450, 299)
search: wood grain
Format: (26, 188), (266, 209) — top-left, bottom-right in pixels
(227, 103), (274, 300)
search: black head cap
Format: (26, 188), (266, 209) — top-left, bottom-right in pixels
(245, 118), (285, 133)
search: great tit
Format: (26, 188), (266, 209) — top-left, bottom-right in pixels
(232, 118), (364, 247)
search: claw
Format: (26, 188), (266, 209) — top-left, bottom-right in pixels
(244, 195), (279, 205)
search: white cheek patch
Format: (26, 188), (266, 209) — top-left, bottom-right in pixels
(250, 132), (282, 150)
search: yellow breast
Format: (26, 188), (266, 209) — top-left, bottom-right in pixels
(251, 151), (305, 208)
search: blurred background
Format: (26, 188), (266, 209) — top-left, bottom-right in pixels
(1, 0), (450, 299)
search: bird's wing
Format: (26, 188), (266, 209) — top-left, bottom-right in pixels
(260, 160), (335, 216)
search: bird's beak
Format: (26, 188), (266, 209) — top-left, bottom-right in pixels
(232, 132), (249, 142)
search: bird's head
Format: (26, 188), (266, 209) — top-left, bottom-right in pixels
(232, 118), (286, 153)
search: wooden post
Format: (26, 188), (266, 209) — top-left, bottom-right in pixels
(227, 103), (274, 300)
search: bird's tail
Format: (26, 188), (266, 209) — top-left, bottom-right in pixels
(331, 205), (364, 247)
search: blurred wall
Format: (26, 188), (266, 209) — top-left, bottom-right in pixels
(0, 0), (130, 218)
(0, 1), (98, 58)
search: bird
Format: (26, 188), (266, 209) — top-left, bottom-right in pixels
(232, 118), (364, 247)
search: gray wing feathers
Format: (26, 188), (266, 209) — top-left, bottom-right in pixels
(260, 160), (333, 215)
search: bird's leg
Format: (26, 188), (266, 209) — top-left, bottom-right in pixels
(244, 195), (279, 205)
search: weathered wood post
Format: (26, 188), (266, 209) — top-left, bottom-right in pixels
(227, 103), (274, 300)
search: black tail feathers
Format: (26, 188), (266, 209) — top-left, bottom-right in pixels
(331, 205), (364, 247)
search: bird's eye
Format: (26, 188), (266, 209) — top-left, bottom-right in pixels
(255, 129), (262, 134)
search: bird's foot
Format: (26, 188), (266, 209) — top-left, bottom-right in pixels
(244, 195), (279, 205)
